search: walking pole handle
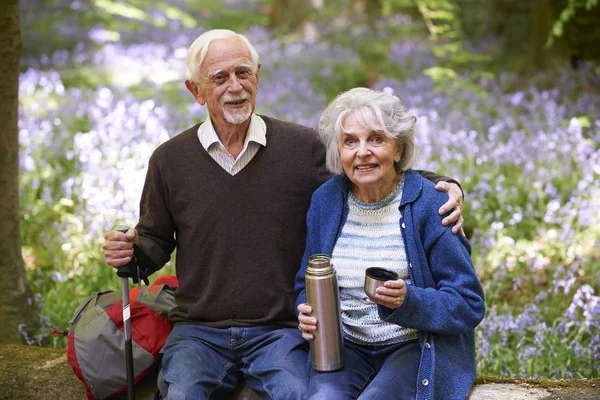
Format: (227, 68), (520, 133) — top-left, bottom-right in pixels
(115, 226), (147, 286)
(114, 226), (140, 282)
(115, 225), (135, 400)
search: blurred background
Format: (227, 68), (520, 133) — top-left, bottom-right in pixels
(7, 0), (600, 379)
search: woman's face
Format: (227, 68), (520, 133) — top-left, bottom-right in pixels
(338, 113), (402, 197)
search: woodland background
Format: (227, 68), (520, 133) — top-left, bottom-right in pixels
(1, 0), (599, 379)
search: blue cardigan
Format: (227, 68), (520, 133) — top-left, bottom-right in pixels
(294, 170), (485, 400)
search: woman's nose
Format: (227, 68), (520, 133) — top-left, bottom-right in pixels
(356, 141), (371, 157)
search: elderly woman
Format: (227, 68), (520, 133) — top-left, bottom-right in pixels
(295, 88), (485, 400)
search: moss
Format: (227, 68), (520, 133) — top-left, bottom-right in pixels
(0, 344), (85, 399)
(0, 344), (255, 399)
(0, 344), (157, 399)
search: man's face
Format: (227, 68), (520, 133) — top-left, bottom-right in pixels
(186, 37), (260, 127)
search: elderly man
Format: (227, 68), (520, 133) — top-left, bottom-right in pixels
(102, 29), (464, 399)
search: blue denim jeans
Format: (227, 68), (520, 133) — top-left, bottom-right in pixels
(308, 339), (421, 400)
(161, 324), (309, 400)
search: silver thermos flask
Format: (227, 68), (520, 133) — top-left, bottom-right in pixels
(305, 254), (344, 371)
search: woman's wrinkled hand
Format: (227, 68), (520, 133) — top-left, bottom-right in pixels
(297, 303), (317, 341)
(372, 279), (407, 309)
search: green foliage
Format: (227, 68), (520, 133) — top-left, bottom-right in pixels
(407, 0), (495, 94)
(547, 0), (600, 64)
(381, 0), (418, 15)
(548, 0), (599, 44)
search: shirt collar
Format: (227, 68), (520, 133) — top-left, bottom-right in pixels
(197, 114), (267, 151)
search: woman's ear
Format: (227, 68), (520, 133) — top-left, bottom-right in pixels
(394, 144), (403, 163)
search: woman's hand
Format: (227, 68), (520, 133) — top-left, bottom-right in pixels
(297, 303), (317, 340)
(435, 181), (465, 236)
(373, 279), (406, 309)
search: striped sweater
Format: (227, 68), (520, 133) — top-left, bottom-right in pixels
(332, 177), (418, 345)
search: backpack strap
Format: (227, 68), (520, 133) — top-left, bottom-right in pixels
(68, 290), (113, 327)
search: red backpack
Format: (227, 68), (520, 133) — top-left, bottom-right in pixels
(57, 275), (177, 399)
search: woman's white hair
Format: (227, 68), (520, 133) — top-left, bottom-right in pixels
(318, 87), (417, 175)
(186, 29), (260, 82)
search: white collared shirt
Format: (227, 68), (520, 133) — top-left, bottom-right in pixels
(197, 114), (267, 175)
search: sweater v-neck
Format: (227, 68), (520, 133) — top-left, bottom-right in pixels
(188, 116), (273, 179)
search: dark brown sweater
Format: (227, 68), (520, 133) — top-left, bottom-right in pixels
(135, 116), (457, 327)
(136, 117), (331, 327)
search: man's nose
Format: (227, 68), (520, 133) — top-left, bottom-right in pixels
(228, 76), (243, 92)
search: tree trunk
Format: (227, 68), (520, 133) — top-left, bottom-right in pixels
(0, 0), (33, 345)
(350, 0), (383, 25)
(526, 0), (556, 70)
(269, 0), (314, 31)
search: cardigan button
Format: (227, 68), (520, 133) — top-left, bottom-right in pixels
(425, 342), (431, 349)
(422, 378), (429, 386)
(401, 222), (405, 228)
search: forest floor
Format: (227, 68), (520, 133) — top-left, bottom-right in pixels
(471, 376), (600, 399)
(1, 344), (598, 399)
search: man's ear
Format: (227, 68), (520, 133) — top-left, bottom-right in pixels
(255, 63), (261, 83)
(185, 80), (205, 105)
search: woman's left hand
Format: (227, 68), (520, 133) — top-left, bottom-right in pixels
(373, 279), (406, 309)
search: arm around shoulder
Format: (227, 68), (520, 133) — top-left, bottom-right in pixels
(415, 169), (462, 192)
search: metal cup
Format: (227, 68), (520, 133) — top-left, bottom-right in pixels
(364, 267), (399, 301)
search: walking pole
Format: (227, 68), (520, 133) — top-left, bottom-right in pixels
(115, 225), (136, 400)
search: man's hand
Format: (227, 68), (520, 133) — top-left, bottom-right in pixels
(297, 303), (317, 341)
(102, 228), (139, 268)
(435, 182), (465, 236)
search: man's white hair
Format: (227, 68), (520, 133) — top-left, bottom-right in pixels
(186, 29), (260, 82)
